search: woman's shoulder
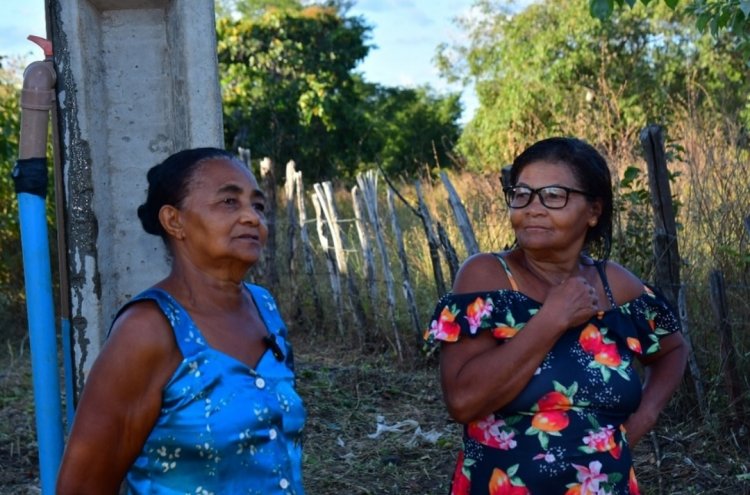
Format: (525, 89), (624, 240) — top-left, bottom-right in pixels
(107, 298), (177, 355)
(453, 251), (513, 294)
(602, 260), (647, 305)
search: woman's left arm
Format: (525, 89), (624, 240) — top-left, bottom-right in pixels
(624, 331), (688, 446)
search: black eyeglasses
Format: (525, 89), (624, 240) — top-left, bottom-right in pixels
(503, 185), (592, 209)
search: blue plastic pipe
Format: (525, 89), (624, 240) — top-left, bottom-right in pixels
(16, 187), (64, 494)
(16, 41), (65, 494)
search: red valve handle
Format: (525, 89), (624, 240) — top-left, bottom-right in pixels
(27, 35), (53, 58)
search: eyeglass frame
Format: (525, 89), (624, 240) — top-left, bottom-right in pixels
(502, 184), (594, 209)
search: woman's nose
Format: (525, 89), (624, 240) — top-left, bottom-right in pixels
(240, 204), (261, 224)
(526, 191), (546, 210)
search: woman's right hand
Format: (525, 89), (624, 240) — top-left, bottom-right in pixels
(541, 275), (600, 330)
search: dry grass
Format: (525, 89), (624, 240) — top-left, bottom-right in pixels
(1, 330), (749, 494)
(0, 337), (40, 495)
(292, 333), (750, 494)
(2, 119), (749, 493)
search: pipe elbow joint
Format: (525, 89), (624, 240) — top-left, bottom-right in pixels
(21, 61), (56, 111)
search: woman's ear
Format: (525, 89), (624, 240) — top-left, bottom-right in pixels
(159, 205), (185, 240)
(588, 199), (603, 227)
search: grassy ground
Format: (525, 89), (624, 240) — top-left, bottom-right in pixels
(0, 336), (40, 494)
(1, 333), (748, 494)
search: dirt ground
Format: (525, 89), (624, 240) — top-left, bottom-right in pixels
(1, 334), (749, 494)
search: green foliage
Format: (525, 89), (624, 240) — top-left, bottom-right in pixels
(217, 2), (462, 181)
(217, 0), (305, 18)
(611, 165), (654, 277)
(218, 4), (370, 180)
(355, 83), (462, 177)
(0, 66), (24, 330)
(590, 0), (750, 58)
(692, 0), (750, 32)
(438, 0), (750, 169)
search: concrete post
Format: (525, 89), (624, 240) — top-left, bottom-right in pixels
(47, 0), (224, 395)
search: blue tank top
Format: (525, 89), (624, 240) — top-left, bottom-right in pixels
(122, 283), (306, 494)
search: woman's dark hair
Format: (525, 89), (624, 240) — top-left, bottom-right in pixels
(137, 147), (237, 242)
(509, 137), (613, 260)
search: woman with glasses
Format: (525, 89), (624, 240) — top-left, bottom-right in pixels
(424, 137), (687, 494)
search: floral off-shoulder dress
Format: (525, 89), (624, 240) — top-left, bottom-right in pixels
(424, 254), (681, 495)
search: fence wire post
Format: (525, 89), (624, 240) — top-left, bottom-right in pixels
(293, 172), (323, 327)
(440, 171), (479, 256)
(357, 171), (403, 360)
(352, 185), (377, 311)
(387, 187), (422, 347)
(640, 125), (707, 415)
(415, 181), (446, 297)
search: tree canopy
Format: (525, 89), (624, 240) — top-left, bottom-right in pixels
(590, 0), (750, 55)
(216, 1), (462, 180)
(437, 0), (750, 169)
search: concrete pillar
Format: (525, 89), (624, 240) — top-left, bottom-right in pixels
(48, 0), (223, 393)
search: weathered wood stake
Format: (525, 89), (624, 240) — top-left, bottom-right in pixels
(357, 171), (403, 359)
(415, 181), (446, 297)
(440, 171), (480, 257)
(709, 270), (745, 427)
(387, 187), (422, 345)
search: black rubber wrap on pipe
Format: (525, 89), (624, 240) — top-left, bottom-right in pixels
(12, 158), (48, 198)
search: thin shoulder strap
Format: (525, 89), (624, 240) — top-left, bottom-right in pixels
(595, 261), (618, 308)
(491, 252), (519, 291)
(245, 283), (287, 338)
(246, 283), (296, 369)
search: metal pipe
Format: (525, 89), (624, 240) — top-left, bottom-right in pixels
(45, 36), (75, 428)
(12, 36), (64, 495)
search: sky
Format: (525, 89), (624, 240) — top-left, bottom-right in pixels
(0, 0), (483, 121)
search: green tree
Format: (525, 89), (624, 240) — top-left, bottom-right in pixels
(356, 83), (462, 177)
(437, 0), (749, 169)
(217, 3), (371, 180)
(590, 0), (750, 56)
(0, 62), (26, 330)
(217, 1), (464, 180)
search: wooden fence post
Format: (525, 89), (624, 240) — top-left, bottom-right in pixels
(352, 185), (377, 311)
(293, 172), (323, 326)
(387, 187), (422, 346)
(640, 125), (680, 304)
(284, 160), (301, 310)
(440, 171), (480, 257)
(312, 189), (344, 336)
(640, 125), (707, 415)
(285, 161), (298, 281)
(415, 181), (446, 297)
(313, 182), (367, 340)
(357, 171), (403, 360)
(260, 157), (279, 287)
(677, 287), (706, 416)
(709, 270), (745, 427)
(438, 222), (460, 284)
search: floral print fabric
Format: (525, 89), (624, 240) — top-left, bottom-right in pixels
(122, 284), (306, 495)
(424, 264), (680, 495)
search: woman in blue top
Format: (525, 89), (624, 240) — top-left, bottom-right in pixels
(57, 148), (305, 494)
(425, 137), (687, 494)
